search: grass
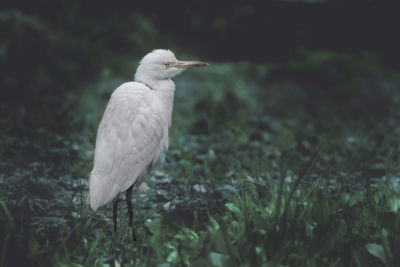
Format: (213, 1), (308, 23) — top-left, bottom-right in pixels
(1, 50), (400, 266)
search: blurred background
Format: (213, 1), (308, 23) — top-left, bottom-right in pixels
(1, 0), (400, 266)
(2, 0), (399, 107)
(1, 0), (399, 155)
(2, 0), (399, 103)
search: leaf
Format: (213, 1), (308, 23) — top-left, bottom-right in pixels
(167, 250), (178, 263)
(245, 176), (255, 183)
(225, 203), (241, 215)
(207, 149), (217, 162)
(387, 196), (400, 212)
(208, 217), (220, 233)
(209, 252), (225, 267)
(343, 193), (365, 206)
(365, 243), (387, 264)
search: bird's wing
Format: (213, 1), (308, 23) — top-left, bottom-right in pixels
(89, 82), (166, 210)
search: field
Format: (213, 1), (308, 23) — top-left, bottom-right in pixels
(1, 48), (400, 266)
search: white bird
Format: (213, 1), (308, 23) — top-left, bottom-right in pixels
(89, 49), (208, 238)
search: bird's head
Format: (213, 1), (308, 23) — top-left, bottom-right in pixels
(134, 49), (208, 83)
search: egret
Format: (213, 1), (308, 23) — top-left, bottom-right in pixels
(89, 49), (208, 238)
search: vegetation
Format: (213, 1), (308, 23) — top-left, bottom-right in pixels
(1, 3), (400, 267)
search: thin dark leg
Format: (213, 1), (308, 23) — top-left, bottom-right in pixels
(126, 184), (136, 241)
(113, 198), (119, 233)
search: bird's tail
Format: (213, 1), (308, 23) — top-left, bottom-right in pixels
(89, 172), (121, 211)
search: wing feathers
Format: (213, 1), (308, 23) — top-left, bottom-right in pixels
(90, 82), (167, 210)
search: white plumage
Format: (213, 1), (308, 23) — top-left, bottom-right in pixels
(90, 82), (168, 210)
(88, 49), (207, 232)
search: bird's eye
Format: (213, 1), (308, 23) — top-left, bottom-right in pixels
(163, 62), (170, 67)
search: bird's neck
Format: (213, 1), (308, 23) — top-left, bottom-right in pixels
(136, 78), (175, 125)
(154, 79), (175, 127)
(154, 79), (175, 107)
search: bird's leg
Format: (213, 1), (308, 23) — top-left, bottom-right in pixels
(126, 184), (136, 241)
(113, 197), (120, 233)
